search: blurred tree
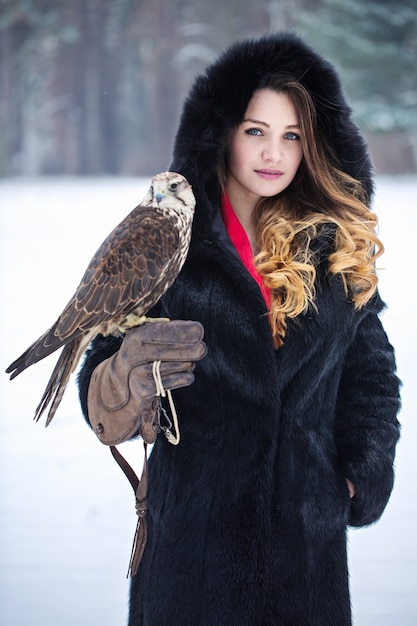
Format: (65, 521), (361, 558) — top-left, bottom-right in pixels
(0, 0), (76, 174)
(296, 0), (417, 169)
(0, 0), (139, 174)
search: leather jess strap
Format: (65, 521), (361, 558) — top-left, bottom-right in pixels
(108, 360), (183, 578)
(110, 443), (148, 578)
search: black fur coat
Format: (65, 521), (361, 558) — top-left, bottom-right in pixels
(78, 33), (401, 625)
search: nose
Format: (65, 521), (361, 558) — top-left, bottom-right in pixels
(262, 139), (283, 163)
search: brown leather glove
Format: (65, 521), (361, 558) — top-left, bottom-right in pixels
(87, 320), (207, 446)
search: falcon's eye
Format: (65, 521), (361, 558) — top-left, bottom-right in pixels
(168, 182), (178, 191)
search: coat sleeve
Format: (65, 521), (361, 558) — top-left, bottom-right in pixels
(334, 306), (401, 527)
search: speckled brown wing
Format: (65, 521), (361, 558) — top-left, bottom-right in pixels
(57, 205), (180, 338)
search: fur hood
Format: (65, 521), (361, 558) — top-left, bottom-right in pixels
(171, 32), (374, 237)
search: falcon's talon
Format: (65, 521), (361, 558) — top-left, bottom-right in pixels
(125, 313), (148, 326)
(121, 314), (171, 331)
(140, 316), (171, 324)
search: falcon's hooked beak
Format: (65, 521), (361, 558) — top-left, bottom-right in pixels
(155, 191), (165, 204)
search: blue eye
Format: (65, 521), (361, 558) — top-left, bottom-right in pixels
(245, 128), (263, 136)
(285, 132), (300, 141)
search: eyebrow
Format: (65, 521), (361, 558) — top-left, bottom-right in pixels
(243, 118), (300, 129)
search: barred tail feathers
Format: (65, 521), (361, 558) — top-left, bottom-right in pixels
(34, 336), (84, 426)
(6, 323), (65, 380)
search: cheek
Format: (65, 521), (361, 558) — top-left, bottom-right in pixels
(291, 145), (304, 171)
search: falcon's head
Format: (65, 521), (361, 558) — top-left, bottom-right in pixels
(145, 172), (196, 218)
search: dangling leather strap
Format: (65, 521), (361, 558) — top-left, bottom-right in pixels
(107, 363), (182, 577)
(110, 442), (148, 578)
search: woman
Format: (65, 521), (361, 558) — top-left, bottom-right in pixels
(78, 32), (401, 625)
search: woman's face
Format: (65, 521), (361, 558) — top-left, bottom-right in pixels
(225, 89), (304, 214)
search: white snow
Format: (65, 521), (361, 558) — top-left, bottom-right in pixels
(0, 176), (416, 625)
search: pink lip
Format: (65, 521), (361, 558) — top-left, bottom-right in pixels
(255, 169), (283, 180)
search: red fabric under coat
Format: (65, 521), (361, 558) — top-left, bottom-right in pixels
(221, 192), (271, 310)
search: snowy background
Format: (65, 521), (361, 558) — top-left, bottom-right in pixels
(0, 176), (416, 625)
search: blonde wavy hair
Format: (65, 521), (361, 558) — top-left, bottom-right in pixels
(222, 77), (383, 347)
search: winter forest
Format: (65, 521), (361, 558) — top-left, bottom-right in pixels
(1, 0), (417, 177)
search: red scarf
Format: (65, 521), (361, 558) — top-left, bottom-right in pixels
(221, 192), (271, 310)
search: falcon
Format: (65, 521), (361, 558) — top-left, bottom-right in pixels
(6, 172), (195, 426)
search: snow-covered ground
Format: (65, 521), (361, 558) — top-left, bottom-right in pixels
(0, 176), (416, 625)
